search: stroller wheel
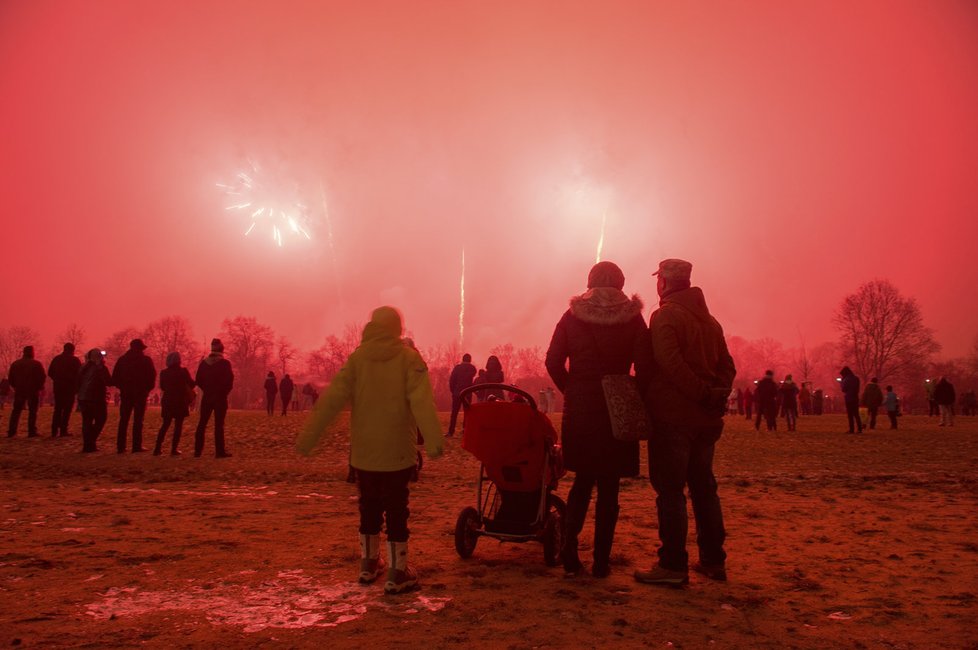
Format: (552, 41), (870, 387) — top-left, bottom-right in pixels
(454, 506), (481, 558)
(542, 495), (565, 567)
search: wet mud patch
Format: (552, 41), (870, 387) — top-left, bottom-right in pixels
(85, 569), (450, 632)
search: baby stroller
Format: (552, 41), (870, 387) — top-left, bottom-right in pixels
(453, 383), (566, 566)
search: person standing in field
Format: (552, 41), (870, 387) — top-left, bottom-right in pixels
(779, 374), (799, 432)
(884, 385), (900, 430)
(839, 366), (862, 434)
(154, 352), (195, 456)
(861, 377), (884, 430)
(77, 349), (112, 452)
(7, 346), (46, 438)
(263, 371), (278, 416)
(934, 376), (956, 427)
(754, 370), (778, 431)
(112, 338), (156, 453)
(193, 338), (234, 458)
(296, 306), (444, 595)
(446, 353), (477, 437)
(483, 355), (505, 400)
(545, 261), (650, 578)
(634, 258), (736, 587)
(279, 373), (294, 415)
(47, 342), (81, 437)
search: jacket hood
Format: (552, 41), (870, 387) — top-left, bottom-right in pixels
(569, 287), (644, 325)
(358, 306), (406, 362)
(660, 287), (712, 322)
(203, 351), (224, 365)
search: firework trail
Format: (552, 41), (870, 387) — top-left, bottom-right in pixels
(595, 211), (607, 263)
(459, 248), (466, 344)
(319, 181), (344, 303)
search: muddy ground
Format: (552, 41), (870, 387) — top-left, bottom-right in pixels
(1, 407), (976, 649)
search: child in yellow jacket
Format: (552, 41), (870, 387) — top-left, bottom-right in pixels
(297, 306), (444, 594)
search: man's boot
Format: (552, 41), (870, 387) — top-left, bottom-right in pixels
(358, 534), (385, 584)
(383, 541), (418, 594)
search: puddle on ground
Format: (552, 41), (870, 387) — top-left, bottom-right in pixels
(85, 569), (450, 632)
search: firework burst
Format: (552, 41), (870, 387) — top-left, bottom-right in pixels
(217, 159), (313, 247)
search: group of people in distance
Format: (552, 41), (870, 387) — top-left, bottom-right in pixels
(5, 338), (233, 457)
(445, 353), (505, 437)
(297, 257), (734, 594)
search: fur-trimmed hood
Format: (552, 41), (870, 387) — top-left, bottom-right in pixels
(569, 287), (644, 325)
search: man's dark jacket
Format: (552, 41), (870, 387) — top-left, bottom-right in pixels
(644, 287), (736, 429)
(195, 353), (234, 402)
(111, 350), (156, 396)
(48, 352), (82, 394)
(9, 356), (45, 396)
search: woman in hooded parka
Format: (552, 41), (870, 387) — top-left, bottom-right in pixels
(545, 261), (650, 578)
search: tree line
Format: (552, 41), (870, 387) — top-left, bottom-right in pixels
(2, 279), (976, 409)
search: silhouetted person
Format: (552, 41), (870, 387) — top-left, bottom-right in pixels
(154, 352), (195, 456)
(754, 371), (778, 431)
(471, 368), (487, 402)
(546, 261), (650, 579)
(634, 258), (735, 586)
(0, 376), (10, 410)
(963, 389), (977, 417)
(839, 366), (862, 433)
(884, 385), (899, 430)
(924, 379), (938, 416)
(194, 338), (234, 457)
(111, 339), (156, 453)
(279, 373), (294, 415)
(7, 346), (45, 437)
(743, 386), (753, 420)
(934, 376), (956, 427)
(861, 377), (883, 430)
(779, 374), (800, 432)
(484, 355), (504, 400)
(264, 371), (278, 416)
(446, 353), (477, 437)
(47, 342), (81, 437)
(799, 382), (813, 416)
(813, 388), (824, 415)
(77, 349), (112, 452)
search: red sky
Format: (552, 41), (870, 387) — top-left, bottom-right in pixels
(1, 0), (977, 361)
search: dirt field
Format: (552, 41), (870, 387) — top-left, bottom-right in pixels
(1, 407), (976, 649)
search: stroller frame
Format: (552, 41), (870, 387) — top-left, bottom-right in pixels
(453, 383), (566, 566)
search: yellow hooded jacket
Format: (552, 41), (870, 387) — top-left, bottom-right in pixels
(296, 307), (444, 471)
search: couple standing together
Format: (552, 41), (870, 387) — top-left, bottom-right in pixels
(546, 258), (734, 585)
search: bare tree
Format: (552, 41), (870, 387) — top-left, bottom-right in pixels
(0, 325), (40, 372)
(142, 316), (202, 370)
(306, 325), (361, 381)
(219, 316), (276, 408)
(833, 279), (940, 383)
(276, 336), (298, 375)
(57, 323), (87, 349)
(102, 326), (142, 367)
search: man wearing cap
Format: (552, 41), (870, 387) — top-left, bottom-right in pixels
(635, 259), (736, 586)
(47, 342), (82, 437)
(193, 338), (234, 458)
(111, 339), (157, 453)
(7, 346), (46, 437)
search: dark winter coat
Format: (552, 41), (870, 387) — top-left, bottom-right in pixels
(933, 379), (956, 406)
(77, 362), (111, 402)
(264, 376), (278, 395)
(755, 377), (779, 409)
(861, 382), (884, 409)
(279, 375), (295, 400)
(645, 287), (736, 429)
(840, 371), (860, 406)
(8, 356), (45, 396)
(111, 349), (156, 396)
(47, 352), (82, 394)
(779, 381), (799, 411)
(483, 356), (505, 400)
(195, 353), (234, 403)
(546, 288), (649, 477)
(160, 366), (195, 419)
(448, 362), (477, 396)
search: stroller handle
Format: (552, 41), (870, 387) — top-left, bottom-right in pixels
(458, 383), (538, 411)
